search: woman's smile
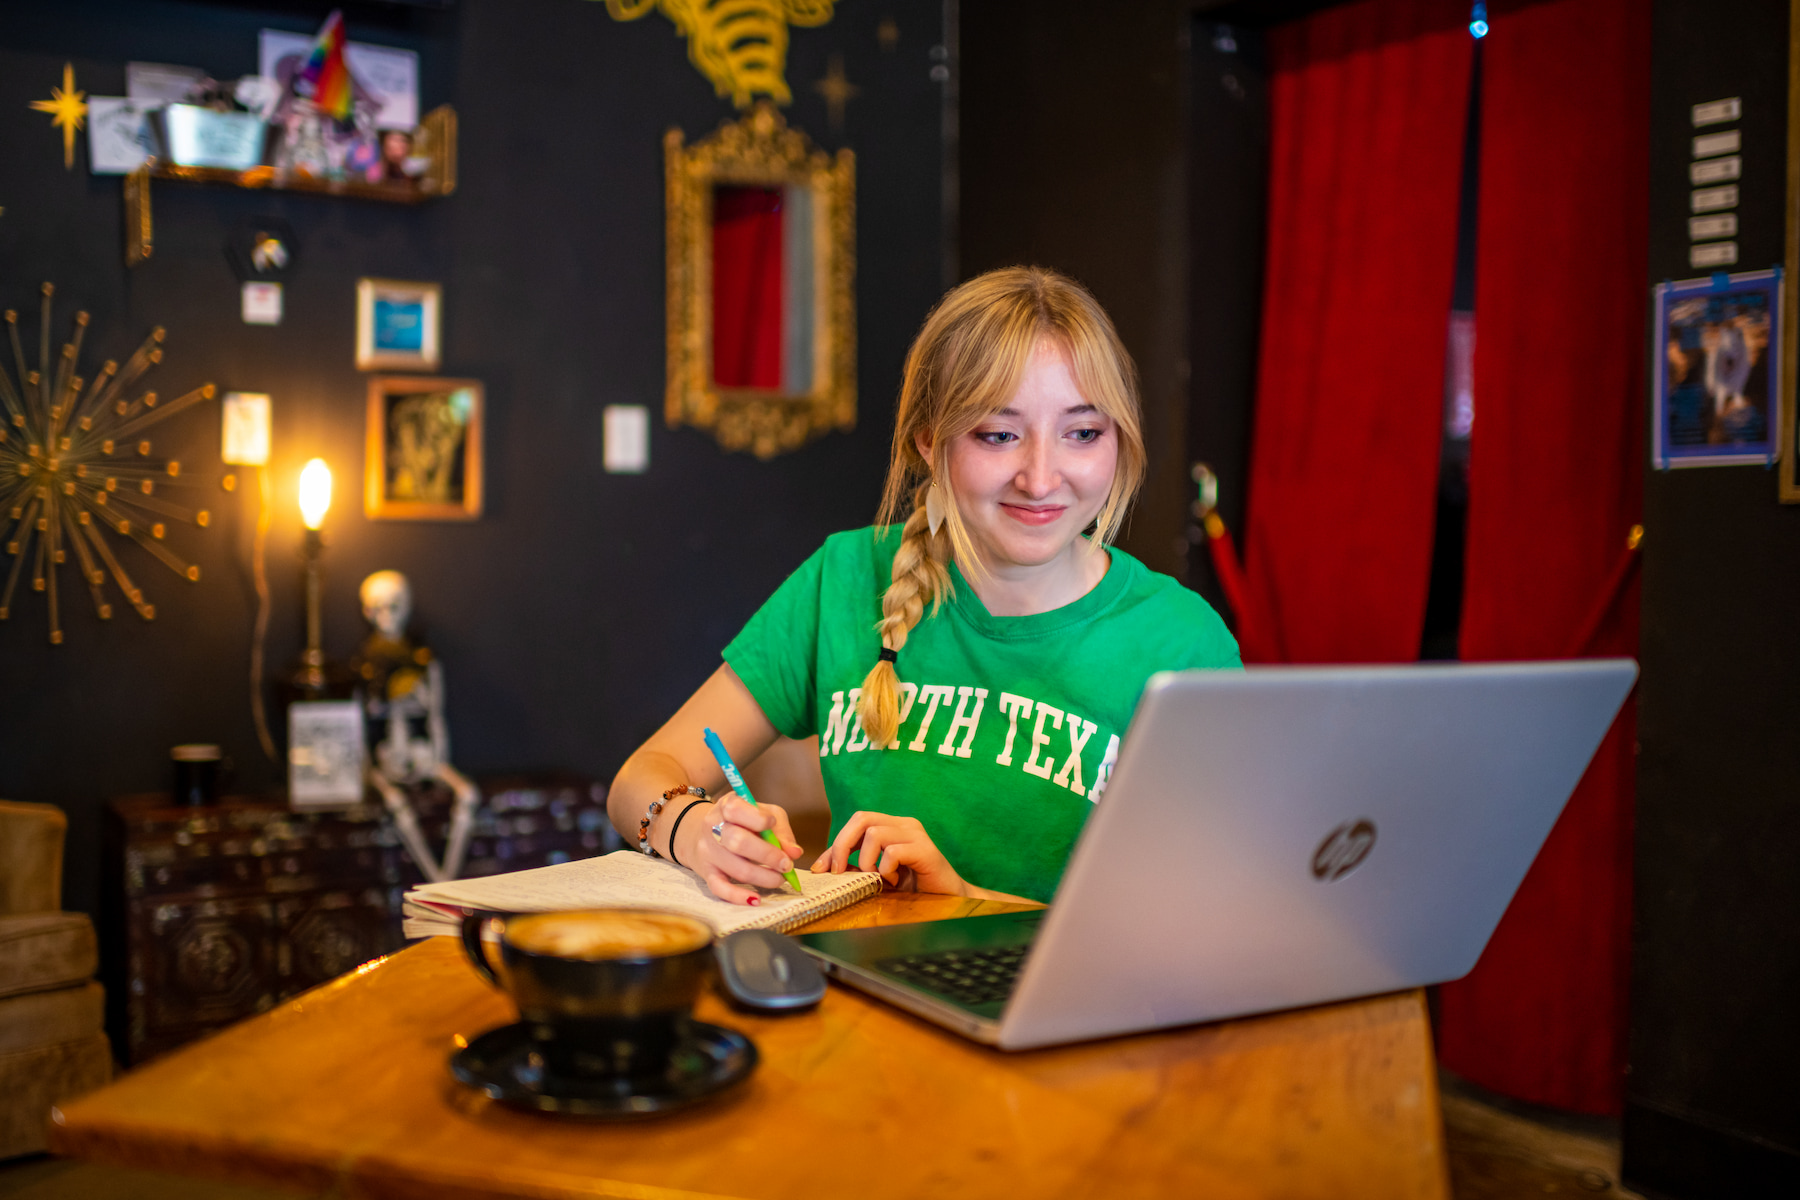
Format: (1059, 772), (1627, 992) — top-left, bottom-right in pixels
(1001, 502), (1068, 526)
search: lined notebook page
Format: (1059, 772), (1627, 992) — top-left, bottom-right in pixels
(406, 850), (879, 936)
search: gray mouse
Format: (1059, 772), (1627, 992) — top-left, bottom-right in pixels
(716, 928), (826, 1011)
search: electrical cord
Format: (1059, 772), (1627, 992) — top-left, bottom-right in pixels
(249, 464), (276, 762)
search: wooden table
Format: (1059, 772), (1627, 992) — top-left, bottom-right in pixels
(49, 894), (1450, 1200)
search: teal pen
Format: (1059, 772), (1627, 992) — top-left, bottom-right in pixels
(702, 727), (803, 893)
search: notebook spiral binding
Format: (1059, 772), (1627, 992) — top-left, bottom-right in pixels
(752, 873), (882, 934)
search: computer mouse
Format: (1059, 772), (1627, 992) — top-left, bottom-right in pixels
(716, 928), (826, 1012)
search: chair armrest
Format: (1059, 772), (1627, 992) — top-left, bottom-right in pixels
(0, 800), (66, 914)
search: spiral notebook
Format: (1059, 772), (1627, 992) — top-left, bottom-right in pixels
(401, 850), (880, 939)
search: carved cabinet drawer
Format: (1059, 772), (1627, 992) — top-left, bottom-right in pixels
(104, 776), (617, 1063)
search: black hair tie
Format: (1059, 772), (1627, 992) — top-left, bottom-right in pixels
(878, 647), (898, 663)
(665, 798), (711, 869)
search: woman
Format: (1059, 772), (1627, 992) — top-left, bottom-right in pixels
(607, 267), (1241, 905)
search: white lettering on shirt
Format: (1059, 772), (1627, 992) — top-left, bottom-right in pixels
(821, 690), (854, 756)
(1021, 703), (1066, 779)
(907, 684), (956, 752)
(1051, 715), (1098, 796)
(995, 692), (1033, 766)
(936, 686), (989, 758)
(1087, 734), (1122, 802)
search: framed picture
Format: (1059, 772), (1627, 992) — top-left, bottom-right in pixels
(288, 700), (366, 809)
(1652, 269), (1781, 468)
(356, 278), (441, 371)
(365, 376), (483, 520)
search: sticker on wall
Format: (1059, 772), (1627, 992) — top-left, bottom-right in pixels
(1690, 156), (1742, 185)
(221, 393), (271, 466)
(1688, 214), (1738, 242)
(1691, 185), (1739, 213)
(241, 282), (283, 326)
(1689, 241), (1739, 268)
(1692, 130), (1742, 159)
(1691, 97), (1742, 127)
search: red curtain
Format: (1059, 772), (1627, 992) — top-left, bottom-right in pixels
(1436, 0), (1649, 1115)
(1239, 0), (1473, 665)
(712, 186), (784, 389)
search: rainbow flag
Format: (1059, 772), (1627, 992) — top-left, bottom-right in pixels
(297, 10), (353, 122)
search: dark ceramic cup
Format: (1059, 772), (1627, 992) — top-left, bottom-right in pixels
(460, 908), (716, 1080)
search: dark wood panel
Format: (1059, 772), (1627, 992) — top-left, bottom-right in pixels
(1629, 0), (1800, 1190)
(104, 776), (617, 1063)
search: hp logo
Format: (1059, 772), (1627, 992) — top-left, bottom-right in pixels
(1312, 819), (1377, 881)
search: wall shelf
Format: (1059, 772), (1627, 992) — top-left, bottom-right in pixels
(125, 105), (457, 265)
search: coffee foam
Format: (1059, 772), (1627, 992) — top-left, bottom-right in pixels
(506, 910), (712, 960)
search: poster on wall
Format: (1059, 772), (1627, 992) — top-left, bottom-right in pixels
(1652, 269), (1781, 468)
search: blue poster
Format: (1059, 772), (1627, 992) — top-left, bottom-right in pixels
(373, 297), (425, 353)
(1653, 269), (1781, 468)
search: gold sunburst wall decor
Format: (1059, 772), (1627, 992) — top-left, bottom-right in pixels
(0, 284), (224, 644)
(600, 0), (836, 108)
(30, 63), (88, 170)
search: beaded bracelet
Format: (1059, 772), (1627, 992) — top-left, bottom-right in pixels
(639, 784), (707, 858)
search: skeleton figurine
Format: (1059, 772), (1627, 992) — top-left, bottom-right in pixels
(352, 570), (479, 882)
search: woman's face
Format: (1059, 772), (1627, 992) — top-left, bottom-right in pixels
(930, 339), (1118, 573)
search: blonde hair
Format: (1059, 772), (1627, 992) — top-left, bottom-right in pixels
(855, 266), (1146, 747)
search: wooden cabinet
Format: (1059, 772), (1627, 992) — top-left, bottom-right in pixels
(103, 776), (618, 1064)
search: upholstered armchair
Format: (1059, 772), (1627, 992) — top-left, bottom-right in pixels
(0, 800), (112, 1158)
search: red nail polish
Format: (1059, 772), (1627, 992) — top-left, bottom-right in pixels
(746, 896), (760, 906)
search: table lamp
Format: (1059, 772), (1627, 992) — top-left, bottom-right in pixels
(294, 458), (332, 696)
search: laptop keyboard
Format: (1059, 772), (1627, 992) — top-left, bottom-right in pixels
(877, 943), (1031, 1007)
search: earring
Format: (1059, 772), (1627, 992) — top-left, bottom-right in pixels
(925, 481), (947, 536)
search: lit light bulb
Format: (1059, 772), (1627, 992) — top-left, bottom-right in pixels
(298, 458), (332, 530)
(1470, 1), (1489, 37)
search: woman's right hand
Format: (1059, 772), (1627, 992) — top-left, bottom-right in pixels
(674, 792), (804, 905)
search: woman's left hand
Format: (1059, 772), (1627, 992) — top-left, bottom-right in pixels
(811, 811), (970, 896)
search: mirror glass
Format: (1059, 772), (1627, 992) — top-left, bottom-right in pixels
(711, 183), (814, 395)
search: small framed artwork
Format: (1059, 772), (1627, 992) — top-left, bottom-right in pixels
(365, 376), (484, 520)
(288, 700), (366, 809)
(356, 277), (441, 371)
(1652, 269), (1781, 468)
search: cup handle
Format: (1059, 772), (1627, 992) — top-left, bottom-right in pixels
(460, 911), (502, 987)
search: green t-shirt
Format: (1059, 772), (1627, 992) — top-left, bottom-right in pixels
(723, 526), (1242, 902)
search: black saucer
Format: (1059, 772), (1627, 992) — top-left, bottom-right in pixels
(450, 1019), (757, 1118)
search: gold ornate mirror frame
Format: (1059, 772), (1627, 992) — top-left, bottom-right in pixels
(664, 103), (855, 458)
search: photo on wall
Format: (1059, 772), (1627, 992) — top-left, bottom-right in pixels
(365, 376), (483, 520)
(1652, 269), (1781, 468)
(356, 277), (441, 371)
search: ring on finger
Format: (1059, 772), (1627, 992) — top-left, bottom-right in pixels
(711, 820), (726, 843)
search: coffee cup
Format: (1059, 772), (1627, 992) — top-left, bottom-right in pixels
(460, 908), (715, 1080)
(170, 744), (225, 807)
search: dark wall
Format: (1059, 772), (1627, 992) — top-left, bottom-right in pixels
(0, 0), (946, 921)
(960, 0), (1197, 583)
(1626, 0), (1800, 1193)
(1185, 14), (1268, 608)
(956, 0), (1284, 618)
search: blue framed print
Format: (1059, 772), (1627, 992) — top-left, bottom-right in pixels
(1652, 268), (1781, 468)
(356, 278), (441, 371)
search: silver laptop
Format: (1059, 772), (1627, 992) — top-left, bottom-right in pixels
(799, 659), (1637, 1050)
